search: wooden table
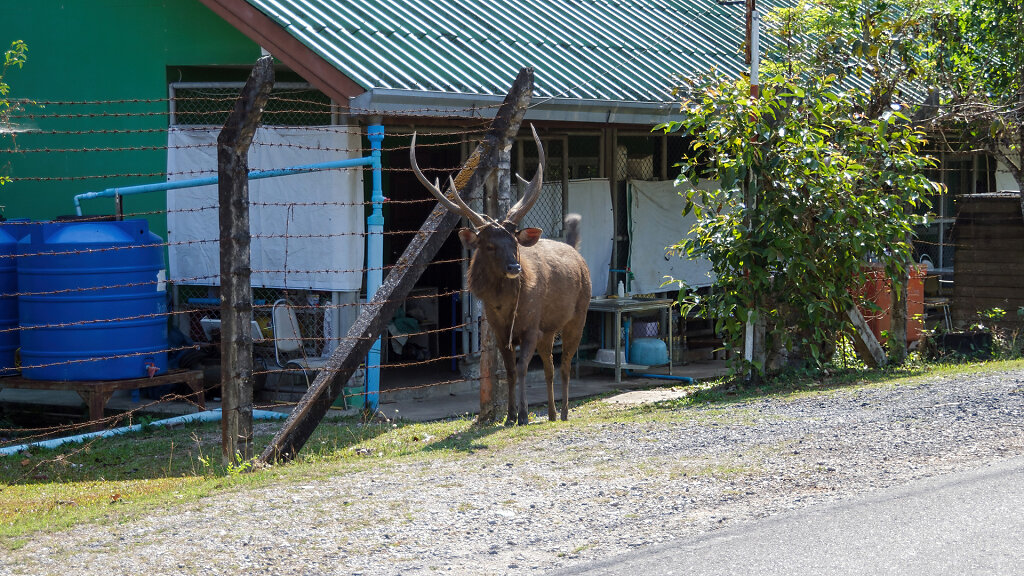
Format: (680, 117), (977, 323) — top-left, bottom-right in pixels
(577, 298), (675, 383)
(0, 369), (206, 430)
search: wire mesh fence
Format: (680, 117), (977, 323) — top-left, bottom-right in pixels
(171, 84), (334, 126)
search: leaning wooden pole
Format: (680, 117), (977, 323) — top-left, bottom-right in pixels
(218, 56), (274, 464)
(258, 68), (535, 464)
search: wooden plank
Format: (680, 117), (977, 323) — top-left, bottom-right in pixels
(0, 369), (203, 392)
(954, 275), (1024, 290)
(957, 209), (1022, 219)
(0, 370), (206, 430)
(218, 55), (274, 464)
(257, 68), (536, 465)
(955, 279), (1024, 291)
(955, 262), (1024, 276)
(846, 307), (887, 368)
(953, 251), (1024, 265)
(956, 231), (1024, 242)
(957, 210), (1022, 220)
(954, 286), (1024, 300)
(953, 299), (1024, 321)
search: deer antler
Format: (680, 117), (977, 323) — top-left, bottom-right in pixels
(506, 124), (545, 226)
(411, 132), (487, 229)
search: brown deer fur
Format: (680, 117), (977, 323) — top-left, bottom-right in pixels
(461, 217), (590, 424)
(412, 126), (591, 424)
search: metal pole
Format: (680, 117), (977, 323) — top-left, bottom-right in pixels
(751, 8), (761, 98)
(364, 124), (385, 414)
(743, 2), (762, 373)
(74, 156), (375, 215)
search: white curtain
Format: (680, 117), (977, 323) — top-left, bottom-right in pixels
(166, 126), (365, 291)
(628, 179), (717, 294)
(567, 179), (614, 298)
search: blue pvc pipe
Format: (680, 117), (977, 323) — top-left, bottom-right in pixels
(0, 408), (286, 456)
(73, 156), (376, 215)
(626, 371), (695, 384)
(364, 124), (385, 413)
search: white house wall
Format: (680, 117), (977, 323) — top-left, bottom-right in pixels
(995, 146), (1021, 192)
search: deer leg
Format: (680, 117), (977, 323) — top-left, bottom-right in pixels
(515, 331), (540, 425)
(498, 344), (518, 426)
(537, 332), (557, 421)
(558, 319), (586, 421)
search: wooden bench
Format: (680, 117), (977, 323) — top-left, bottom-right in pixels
(0, 369), (206, 430)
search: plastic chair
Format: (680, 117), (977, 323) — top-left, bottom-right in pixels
(271, 298), (327, 387)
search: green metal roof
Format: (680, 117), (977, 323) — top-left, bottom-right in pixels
(245, 0), (788, 121)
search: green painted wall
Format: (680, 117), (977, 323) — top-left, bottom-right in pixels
(0, 0), (261, 240)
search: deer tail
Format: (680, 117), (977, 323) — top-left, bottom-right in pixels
(564, 213), (582, 250)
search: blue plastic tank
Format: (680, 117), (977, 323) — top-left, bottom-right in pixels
(18, 220), (168, 381)
(630, 337), (669, 366)
(0, 227), (18, 374)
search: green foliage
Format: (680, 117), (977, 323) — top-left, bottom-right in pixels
(660, 80), (938, 377)
(930, 0), (1023, 104)
(658, 1), (948, 377)
(766, 0), (943, 117)
(973, 308), (1024, 360)
(927, 0), (1024, 189)
(1, 39), (28, 187)
(0, 40), (27, 109)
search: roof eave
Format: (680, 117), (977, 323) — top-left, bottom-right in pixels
(197, 0), (367, 106)
(350, 89), (681, 127)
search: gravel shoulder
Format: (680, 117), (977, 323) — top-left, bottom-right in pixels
(5, 368), (1024, 575)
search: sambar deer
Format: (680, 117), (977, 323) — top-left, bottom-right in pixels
(411, 126), (591, 424)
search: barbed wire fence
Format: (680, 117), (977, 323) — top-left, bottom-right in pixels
(0, 86), (506, 457)
(0, 82), (1001, 460)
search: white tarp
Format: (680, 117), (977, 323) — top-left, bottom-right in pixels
(628, 179), (717, 294)
(567, 179), (614, 298)
(166, 126), (365, 291)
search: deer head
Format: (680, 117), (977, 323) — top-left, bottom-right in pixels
(412, 124), (546, 279)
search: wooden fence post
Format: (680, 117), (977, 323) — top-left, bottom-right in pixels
(218, 56), (274, 465)
(477, 315), (498, 423)
(477, 134), (513, 422)
(257, 68), (534, 464)
(846, 307), (888, 369)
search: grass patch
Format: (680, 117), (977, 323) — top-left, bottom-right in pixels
(0, 412), (547, 541)
(668, 358), (1024, 407)
(1, 359), (1022, 543)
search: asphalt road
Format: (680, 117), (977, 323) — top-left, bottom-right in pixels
(554, 455), (1024, 576)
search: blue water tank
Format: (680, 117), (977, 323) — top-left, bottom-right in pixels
(0, 227), (18, 374)
(18, 220), (168, 381)
(630, 338), (669, 366)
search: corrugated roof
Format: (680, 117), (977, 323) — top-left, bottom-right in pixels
(245, 0), (788, 106)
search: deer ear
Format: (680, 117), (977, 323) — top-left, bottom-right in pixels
(457, 228), (479, 250)
(516, 227), (542, 247)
